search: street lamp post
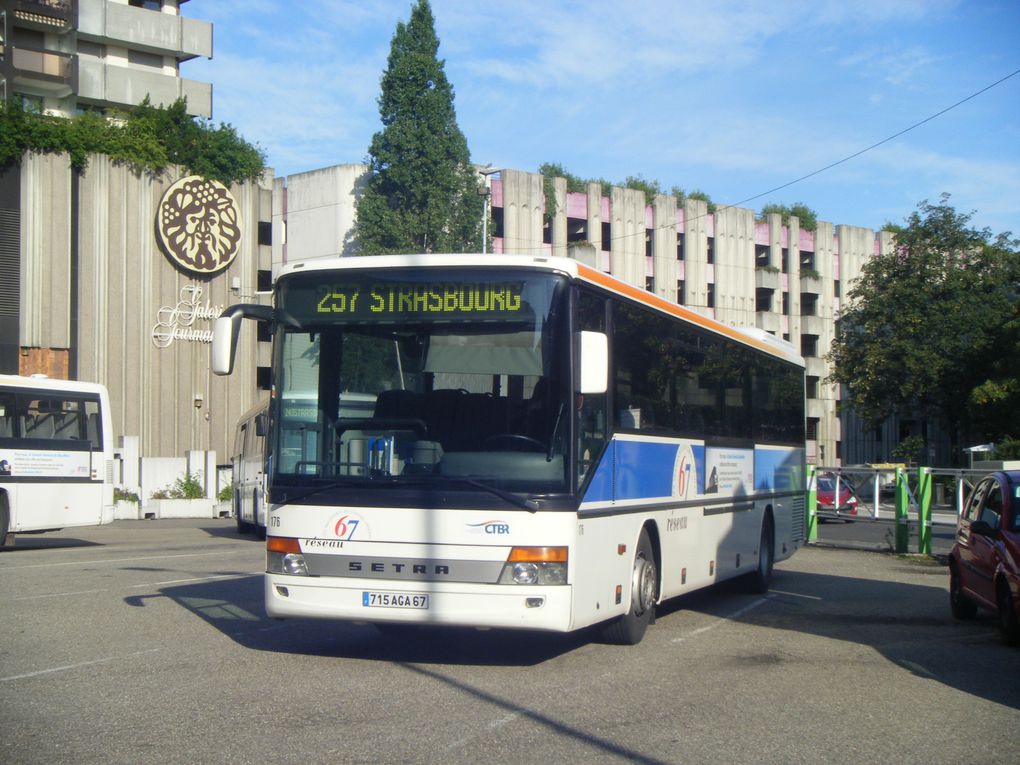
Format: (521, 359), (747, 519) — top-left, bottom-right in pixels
(478, 166), (500, 255)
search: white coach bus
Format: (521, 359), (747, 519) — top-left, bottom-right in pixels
(0, 375), (115, 547)
(212, 255), (806, 643)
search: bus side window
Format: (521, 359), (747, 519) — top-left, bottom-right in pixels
(0, 393), (13, 438)
(576, 288), (608, 485)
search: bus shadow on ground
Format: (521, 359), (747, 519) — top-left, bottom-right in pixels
(1, 534), (102, 552)
(149, 574), (593, 667)
(659, 564), (1020, 711)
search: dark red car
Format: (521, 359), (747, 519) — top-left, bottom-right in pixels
(949, 470), (1020, 646)
(816, 472), (858, 521)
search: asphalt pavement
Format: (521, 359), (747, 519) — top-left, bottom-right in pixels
(1, 519), (1016, 765)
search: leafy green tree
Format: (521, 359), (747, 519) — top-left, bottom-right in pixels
(355, 0), (483, 255)
(759, 202), (818, 231)
(828, 194), (1020, 455)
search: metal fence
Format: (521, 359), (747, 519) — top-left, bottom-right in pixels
(805, 465), (988, 555)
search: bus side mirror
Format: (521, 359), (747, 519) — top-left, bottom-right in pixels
(578, 331), (608, 394)
(212, 304), (275, 376)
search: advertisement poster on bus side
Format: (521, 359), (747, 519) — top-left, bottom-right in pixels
(704, 447), (753, 495)
(0, 449), (91, 479)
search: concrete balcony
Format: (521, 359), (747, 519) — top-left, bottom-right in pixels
(755, 311), (781, 334)
(10, 0), (75, 34)
(754, 267), (781, 291)
(78, 57), (211, 117)
(799, 272), (823, 295)
(800, 314), (824, 337)
(10, 46), (75, 97)
(78, 0), (212, 60)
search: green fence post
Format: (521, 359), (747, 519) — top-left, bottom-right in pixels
(807, 464), (818, 543)
(895, 467), (909, 554)
(917, 467), (932, 556)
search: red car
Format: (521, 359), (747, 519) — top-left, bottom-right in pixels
(949, 470), (1020, 646)
(816, 472), (858, 521)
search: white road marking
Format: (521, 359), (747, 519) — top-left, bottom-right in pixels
(14, 589), (108, 601)
(769, 589), (823, 601)
(671, 597), (768, 643)
(0, 551), (247, 571)
(128, 572), (259, 588)
(0, 648), (161, 683)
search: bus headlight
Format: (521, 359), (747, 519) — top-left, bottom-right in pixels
(498, 547), (567, 585)
(267, 537), (309, 576)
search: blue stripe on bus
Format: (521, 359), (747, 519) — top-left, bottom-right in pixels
(583, 440), (681, 503)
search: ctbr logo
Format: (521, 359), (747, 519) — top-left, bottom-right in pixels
(466, 520), (511, 535)
(156, 176), (242, 276)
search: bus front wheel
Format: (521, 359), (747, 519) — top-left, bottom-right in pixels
(601, 528), (657, 645)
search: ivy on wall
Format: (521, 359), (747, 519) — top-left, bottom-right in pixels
(0, 98), (265, 185)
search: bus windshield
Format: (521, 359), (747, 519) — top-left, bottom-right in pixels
(272, 268), (570, 499)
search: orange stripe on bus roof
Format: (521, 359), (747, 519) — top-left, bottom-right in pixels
(575, 263), (783, 359)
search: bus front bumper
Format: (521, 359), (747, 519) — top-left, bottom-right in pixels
(265, 574), (575, 632)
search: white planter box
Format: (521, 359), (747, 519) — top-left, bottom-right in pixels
(114, 500), (142, 520)
(147, 498), (216, 519)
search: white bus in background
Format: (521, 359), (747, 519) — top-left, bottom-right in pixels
(232, 399), (269, 537)
(232, 393), (377, 537)
(212, 254), (806, 644)
(0, 375), (115, 548)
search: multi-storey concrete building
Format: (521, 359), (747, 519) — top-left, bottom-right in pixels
(0, 0), (211, 118)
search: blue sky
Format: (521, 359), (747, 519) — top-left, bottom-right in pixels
(189, 0), (1020, 236)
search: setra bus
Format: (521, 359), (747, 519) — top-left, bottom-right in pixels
(212, 254), (806, 643)
(0, 375), (115, 548)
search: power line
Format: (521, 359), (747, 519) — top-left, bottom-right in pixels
(519, 65), (1020, 252)
(723, 65), (1020, 212)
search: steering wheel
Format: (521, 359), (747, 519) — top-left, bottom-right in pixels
(483, 434), (546, 452)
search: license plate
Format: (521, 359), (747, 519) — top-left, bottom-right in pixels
(362, 591), (429, 609)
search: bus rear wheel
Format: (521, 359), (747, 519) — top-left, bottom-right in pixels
(745, 515), (774, 594)
(0, 497), (12, 549)
(601, 528), (657, 645)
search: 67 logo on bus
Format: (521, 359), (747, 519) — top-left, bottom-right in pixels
(330, 514), (362, 540)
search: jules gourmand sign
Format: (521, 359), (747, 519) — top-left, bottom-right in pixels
(156, 176), (242, 276)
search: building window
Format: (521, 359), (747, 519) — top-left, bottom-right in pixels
(257, 269), (272, 292)
(707, 236), (715, 264)
(256, 366), (272, 391)
(807, 417), (819, 441)
(781, 248), (789, 274)
(645, 276), (654, 293)
(601, 222), (611, 250)
(755, 288), (772, 312)
(129, 1), (163, 10)
(782, 292), (790, 315)
(128, 49), (164, 71)
(257, 221), (272, 246)
(801, 293), (818, 316)
(257, 320), (272, 343)
(677, 279), (685, 304)
(801, 251), (815, 271)
(801, 334), (818, 358)
(755, 244), (769, 268)
(706, 283), (715, 309)
(568, 217), (587, 243)
(834, 279), (841, 298)
(676, 233), (684, 261)
(806, 376), (819, 399)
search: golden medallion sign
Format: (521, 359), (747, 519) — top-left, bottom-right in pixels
(156, 176), (242, 275)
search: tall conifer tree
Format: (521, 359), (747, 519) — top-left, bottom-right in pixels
(355, 0), (484, 255)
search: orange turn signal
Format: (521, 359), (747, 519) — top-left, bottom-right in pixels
(267, 536), (301, 554)
(507, 546), (567, 563)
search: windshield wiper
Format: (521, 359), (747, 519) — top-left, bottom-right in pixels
(440, 476), (541, 513)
